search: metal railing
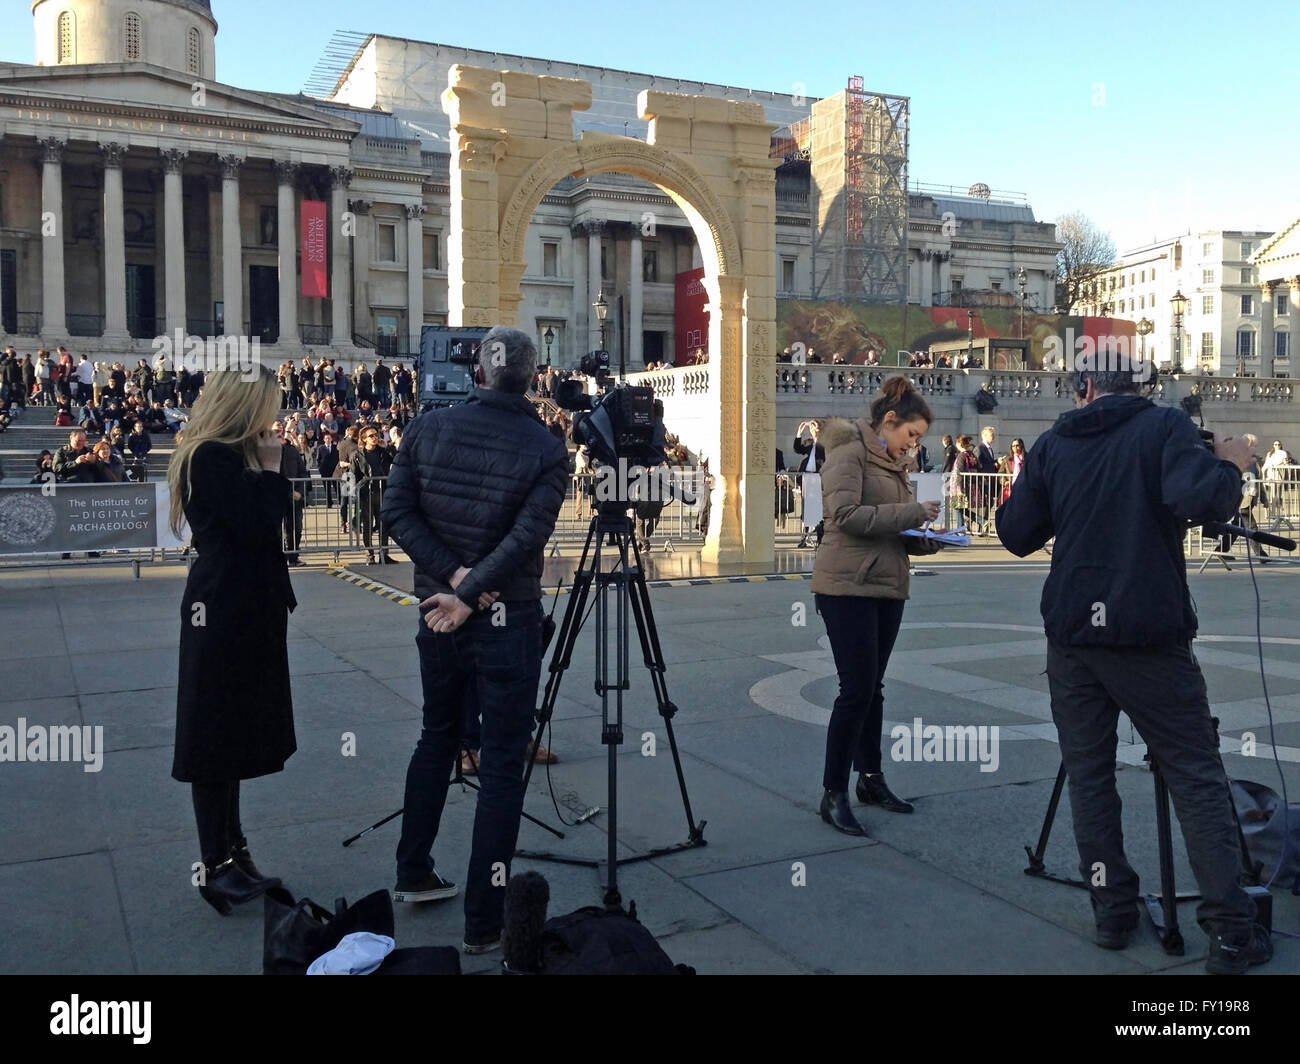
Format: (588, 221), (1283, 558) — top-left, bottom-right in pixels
(66, 314), (105, 337)
(13, 311), (42, 336)
(301, 324), (331, 346)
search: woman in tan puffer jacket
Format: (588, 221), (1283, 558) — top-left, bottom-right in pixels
(811, 376), (943, 836)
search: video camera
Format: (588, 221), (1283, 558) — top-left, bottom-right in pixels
(554, 351), (659, 469)
(1179, 390), (1217, 451)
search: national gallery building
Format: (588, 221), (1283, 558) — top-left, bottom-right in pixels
(0, 0), (1060, 367)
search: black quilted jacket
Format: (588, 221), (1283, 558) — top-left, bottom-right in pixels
(381, 387), (568, 607)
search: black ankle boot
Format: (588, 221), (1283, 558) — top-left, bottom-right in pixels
(198, 857), (280, 915)
(856, 772), (914, 814)
(819, 790), (866, 836)
(230, 837), (276, 887)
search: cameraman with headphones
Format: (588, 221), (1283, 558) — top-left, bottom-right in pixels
(996, 350), (1271, 974)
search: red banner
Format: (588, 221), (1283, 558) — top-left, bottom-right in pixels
(674, 267), (708, 365)
(300, 201), (328, 299)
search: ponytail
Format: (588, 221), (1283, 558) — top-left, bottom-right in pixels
(869, 375), (932, 430)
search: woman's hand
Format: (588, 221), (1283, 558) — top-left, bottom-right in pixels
(920, 500), (941, 522)
(256, 431), (282, 473)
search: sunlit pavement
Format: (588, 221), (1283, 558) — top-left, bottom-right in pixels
(1, 556), (1296, 975)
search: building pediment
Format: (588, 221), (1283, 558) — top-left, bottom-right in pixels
(1252, 217), (1300, 279)
(0, 61), (359, 141)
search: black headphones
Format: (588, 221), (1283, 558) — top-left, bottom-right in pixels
(1075, 370), (1088, 399)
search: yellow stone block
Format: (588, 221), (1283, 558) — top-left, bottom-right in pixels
(538, 75), (593, 109)
(498, 70), (542, 100)
(501, 98), (548, 139)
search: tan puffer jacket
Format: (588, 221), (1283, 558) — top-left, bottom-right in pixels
(810, 417), (940, 600)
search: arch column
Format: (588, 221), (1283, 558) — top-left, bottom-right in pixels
(701, 273), (746, 563)
(445, 127), (506, 327)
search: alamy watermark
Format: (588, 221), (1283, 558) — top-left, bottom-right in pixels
(1043, 329), (1151, 383)
(151, 329), (261, 380)
(0, 718), (104, 772)
(889, 716), (1000, 773)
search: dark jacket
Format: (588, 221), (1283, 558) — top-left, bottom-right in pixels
(793, 434), (826, 474)
(350, 443), (393, 500)
(996, 394), (1242, 647)
(173, 441), (297, 782)
(977, 440), (998, 474)
(53, 444), (96, 482)
(279, 441), (308, 496)
(381, 386), (568, 607)
(128, 430), (152, 460)
(315, 441), (340, 479)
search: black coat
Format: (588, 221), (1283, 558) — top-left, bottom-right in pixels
(996, 395), (1241, 647)
(173, 442), (297, 782)
(381, 386), (568, 606)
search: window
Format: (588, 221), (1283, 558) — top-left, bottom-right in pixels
(423, 232), (441, 271)
(1201, 333), (1215, 359)
(57, 10), (74, 63)
(1240, 268), (1252, 284)
(1202, 295), (1214, 315)
(187, 27), (201, 76)
(1202, 242), (1213, 255)
(1241, 294), (1254, 315)
(1129, 298), (1135, 312)
(1130, 272), (1135, 286)
(1237, 329), (1256, 359)
(1202, 269), (1214, 284)
(1139, 269), (1145, 282)
(782, 258), (796, 293)
(991, 280), (1001, 291)
(1276, 332), (1290, 359)
(1151, 266), (1157, 279)
(542, 241), (558, 277)
(377, 222), (396, 262)
(124, 12), (141, 61)
(1241, 241), (1253, 258)
(1139, 296), (1145, 310)
(600, 244), (611, 281)
(642, 247), (658, 283)
(1278, 292), (1290, 316)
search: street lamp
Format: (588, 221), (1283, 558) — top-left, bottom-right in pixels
(1170, 290), (1188, 374)
(1136, 316), (1153, 373)
(593, 290), (609, 351)
(543, 326), (555, 367)
(1016, 267), (1027, 340)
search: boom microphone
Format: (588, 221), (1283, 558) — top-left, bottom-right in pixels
(502, 870), (550, 974)
(1201, 522), (1297, 553)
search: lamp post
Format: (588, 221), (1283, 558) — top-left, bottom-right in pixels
(1136, 316), (1153, 374)
(593, 290), (609, 352)
(543, 326), (554, 367)
(1016, 266), (1027, 340)
(1170, 290), (1188, 374)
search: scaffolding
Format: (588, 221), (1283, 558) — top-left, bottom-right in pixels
(843, 76), (909, 304)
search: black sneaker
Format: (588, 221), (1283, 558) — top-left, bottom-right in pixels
(462, 928), (502, 955)
(393, 870), (458, 903)
(1205, 924), (1273, 975)
(1095, 912), (1140, 950)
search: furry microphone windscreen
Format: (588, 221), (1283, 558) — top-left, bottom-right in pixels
(502, 871), (550, 974)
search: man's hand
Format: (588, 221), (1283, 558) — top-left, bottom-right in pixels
(423, 593), (473, 634)
(1213, 433), (1252, 474)
(426, 566), (499, 611)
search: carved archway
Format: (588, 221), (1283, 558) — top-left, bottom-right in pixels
(442, 64), (776, 563)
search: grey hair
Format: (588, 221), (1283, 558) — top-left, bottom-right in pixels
(478, 326), (537, 394)
(1084, 369), (1140, 395)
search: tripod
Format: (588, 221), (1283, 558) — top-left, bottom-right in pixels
(1024, 718), (1261, 955)
(517, 501), (706, 910)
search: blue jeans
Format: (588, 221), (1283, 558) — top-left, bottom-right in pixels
(396, 599), (542, 936)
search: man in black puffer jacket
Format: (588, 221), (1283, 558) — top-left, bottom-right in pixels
(381, 325), (567, 955)
(997, 356), (1269, 975)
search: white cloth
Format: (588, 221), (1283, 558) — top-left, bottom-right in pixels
(800, 471), (823, 528)
(306, 932), (395, 975)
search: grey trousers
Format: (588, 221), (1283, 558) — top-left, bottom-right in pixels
(1046, 640), (1256, 935)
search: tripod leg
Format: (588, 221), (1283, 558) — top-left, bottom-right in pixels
(1025, 761), (1068, 875)
(1151, 758), (1185, 955)
(626, 534), (706, 845)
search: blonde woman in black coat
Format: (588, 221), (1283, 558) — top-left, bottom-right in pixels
(168, 366), (296, 915)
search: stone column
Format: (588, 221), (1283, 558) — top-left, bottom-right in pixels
(629, 230), (643, 367)
(205, 176), (221, 334)
(219, 154), (243, 337)
(1257, 281), (1276, 377)
(38, 137), (67, 337)
(587, 220), (603, 352)
(161, 147), (188, 336)
(445, 129), (505, 328)
(406, 203), (426, 356)
(100, 142), (128, 339)
(274, 161), (299, 346)
(570, 222), (587, 368)
(348, 199), (371, 341)
(1289, 278), (1300, 369)
(701, 274), (747, 564)
(328, 166), (353, 344)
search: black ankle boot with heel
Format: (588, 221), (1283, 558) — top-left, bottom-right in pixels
(819, 790), (866, 836)
(198, 857), (280, 916)
(856, 772), (914, 814)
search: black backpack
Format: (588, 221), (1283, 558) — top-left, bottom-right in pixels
(539, 906), (693, 975)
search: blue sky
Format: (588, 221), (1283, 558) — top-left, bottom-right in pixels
(5, 0), (1297, 252)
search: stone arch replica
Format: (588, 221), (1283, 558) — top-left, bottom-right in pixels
(442, 64), (777, 563)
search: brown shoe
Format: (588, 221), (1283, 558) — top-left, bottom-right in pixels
(526, 740), (558, 764)
(460, 750), (479, 776)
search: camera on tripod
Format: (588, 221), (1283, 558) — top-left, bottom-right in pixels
(1179, 389), (1217, 451)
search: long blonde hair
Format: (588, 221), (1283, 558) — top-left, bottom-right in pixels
(167, 367), (282, 536)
